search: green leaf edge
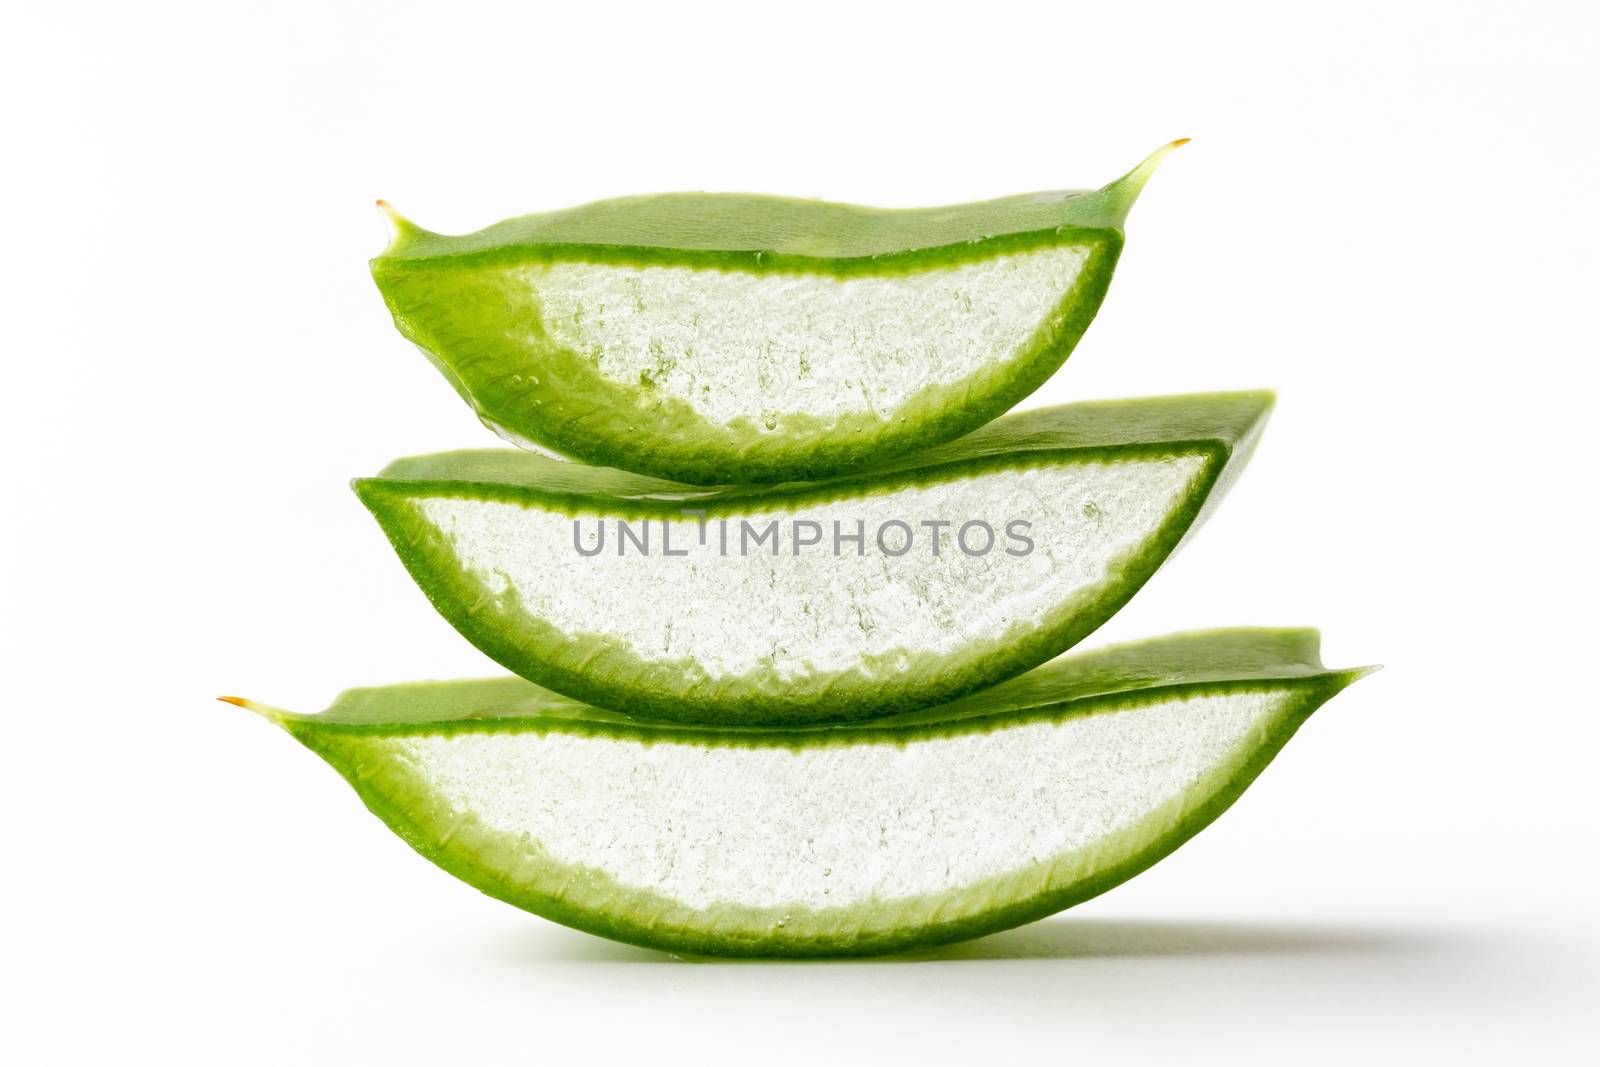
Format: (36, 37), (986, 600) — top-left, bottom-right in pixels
(372, 140), (1185, 269)
(351, 392), (1273, 726)
(235, 628), (1374, 958)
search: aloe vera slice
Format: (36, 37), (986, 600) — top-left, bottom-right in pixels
(228, 628), (1371, 958)
(355, 391), (1270, 724)
(371, 142), (1183, 485)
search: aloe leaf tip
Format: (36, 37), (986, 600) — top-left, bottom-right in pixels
(375, 199), (431, 251)
(1092, 138), (1189, 227)
(218, 695), (291, 727)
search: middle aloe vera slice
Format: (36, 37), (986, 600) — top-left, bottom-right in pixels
(370, 143), (1182, 485)
(356, 391), (1271, 725)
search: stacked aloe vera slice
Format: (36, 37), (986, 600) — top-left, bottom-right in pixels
(232, 144), (1371, 957)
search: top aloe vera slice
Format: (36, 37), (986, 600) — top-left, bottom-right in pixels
(229, 628), (1373, 958)
(371, 142), (1184, 485)
(354, 391), (1270, 725)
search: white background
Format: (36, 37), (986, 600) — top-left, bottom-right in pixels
(4, 1), (1596, 1062)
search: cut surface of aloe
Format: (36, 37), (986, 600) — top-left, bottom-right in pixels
(231, 629), (1371, 958)
(355, 391), (1271, 725)
(371, 142), (1183, 485)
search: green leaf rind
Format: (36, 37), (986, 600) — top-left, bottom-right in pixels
(373, 141), (1184, 266)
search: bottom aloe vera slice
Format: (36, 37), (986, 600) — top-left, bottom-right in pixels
(355, 391), (1272, 725)
(228, 629), (1371, 958)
